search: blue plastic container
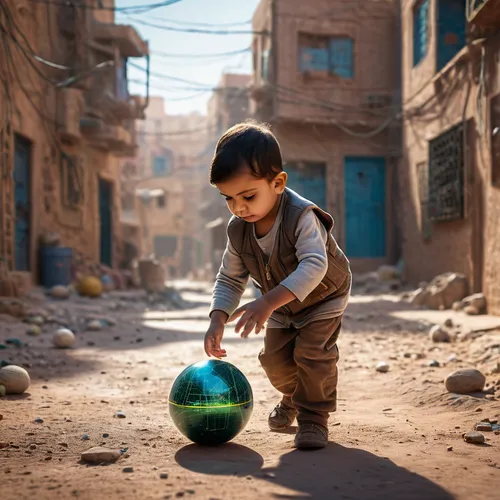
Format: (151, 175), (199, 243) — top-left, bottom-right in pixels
(40, 247), (73, 288)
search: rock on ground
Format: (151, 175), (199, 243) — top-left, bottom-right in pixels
(445, 368), (486, 394)
(81, 447), (122, 464)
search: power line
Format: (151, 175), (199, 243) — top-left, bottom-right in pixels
(139, 15), (251, 28)
(27, 0), (183, 12)
(152, 47), (250, 59)
(124, 16), (268, 35)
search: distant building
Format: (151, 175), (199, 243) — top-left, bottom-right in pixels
(251, 0), (401, 272)
(0, 0), (148, 282)
(129, 97), (208, 277)
(399, 0), (500, 314)
(202, 73), (252, 277)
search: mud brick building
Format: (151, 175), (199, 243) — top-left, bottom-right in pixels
(399, 0), (500, 313)
(251, 0), (401, 272)
(0, 0), (147, 283)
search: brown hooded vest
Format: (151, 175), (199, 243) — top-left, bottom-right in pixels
(227, 188), (351, 317)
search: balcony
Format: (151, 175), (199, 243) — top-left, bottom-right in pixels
(468, 0), (500, 29)
(80, 117), (137, 156)
(92, 22), (149, 58)
(83, 64), (145, 122)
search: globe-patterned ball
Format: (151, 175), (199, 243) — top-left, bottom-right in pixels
(168, 359), (253, 446)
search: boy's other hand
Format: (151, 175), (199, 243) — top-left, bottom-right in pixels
(204, 324), (227, 359)
(229, 297), (274, 338)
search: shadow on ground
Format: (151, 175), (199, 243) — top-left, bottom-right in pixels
(175, 442), (454, 500)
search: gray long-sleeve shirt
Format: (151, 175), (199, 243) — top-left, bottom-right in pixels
(210, 197), (350, 329)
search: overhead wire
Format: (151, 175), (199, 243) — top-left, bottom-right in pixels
(122, 16), (268, 35)
(152, 47), (251, 59)
(27, 0), (183, 13)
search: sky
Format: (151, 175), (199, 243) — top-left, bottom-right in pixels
(116, 0), (260, 115)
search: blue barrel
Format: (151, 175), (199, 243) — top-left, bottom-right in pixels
(40, 247), (73, 288)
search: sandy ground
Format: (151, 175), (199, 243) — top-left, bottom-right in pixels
(1, 282), (500, 500)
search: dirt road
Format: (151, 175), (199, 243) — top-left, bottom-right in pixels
(1, 284), (499, 499)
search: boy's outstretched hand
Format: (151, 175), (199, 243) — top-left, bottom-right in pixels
(229, 296), (274, 338)
(204, 311), (228, 359)
(229, 285), (296, 337)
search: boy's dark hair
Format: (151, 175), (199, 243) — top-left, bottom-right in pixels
(209, 121), (283, 185)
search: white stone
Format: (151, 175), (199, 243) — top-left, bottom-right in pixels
(50, 285), (70, 299)
(87, 320), (102, 331)
(53, 329), (75, 348)
(376, 362), (390, 373)
(0, 365), (31, 394)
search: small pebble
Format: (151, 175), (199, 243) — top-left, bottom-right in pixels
(103, 433), (109, 438)
(376, 362), (390, 373)
(34, 418), (44, 424)
(160, 473), (169, 479)
(447, 446), (453, 452)
(123, 467), (134, 473)
(428, 360), (440, 368)
(115, 411), (126, 419)
(81, 434), (90, 441)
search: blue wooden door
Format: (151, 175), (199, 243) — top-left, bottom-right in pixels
(344, 157), (386, 258)
(286, 162), (327, 210)
(14, 135), (31, 271)
(99, 179), (113, 267)
(437, 0), (465, 71)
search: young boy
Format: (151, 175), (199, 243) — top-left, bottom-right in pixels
(204, 121), (351, 450)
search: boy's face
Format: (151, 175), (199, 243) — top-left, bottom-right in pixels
(216, 169), (287, 223)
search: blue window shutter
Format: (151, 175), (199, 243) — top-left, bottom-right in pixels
(413, 0), (429, 66)
(329, 38), (353, 79)
(299, 47), (328, 72)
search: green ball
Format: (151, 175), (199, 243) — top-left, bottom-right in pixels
(168, 359), (253, 446)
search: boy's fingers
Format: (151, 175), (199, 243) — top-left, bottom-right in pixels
(229, 305), (246, 322)
(235, 311), (252, 333)
(241, 319), (256, 338)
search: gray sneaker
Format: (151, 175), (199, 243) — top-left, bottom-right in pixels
(294, 423), (329, 450)
(268, 401), (298, 431)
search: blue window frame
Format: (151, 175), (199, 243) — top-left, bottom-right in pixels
(437, 0), (466, 71)
(413, 0), (429, 67)
(299, 47), (329, 72)
(299, 35), (354, 79)
(329, 38), (353, 79)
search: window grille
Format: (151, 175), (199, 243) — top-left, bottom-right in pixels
(428, 123), (465, 222)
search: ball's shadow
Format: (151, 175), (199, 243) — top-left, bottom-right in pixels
(175, 443), (264, 476)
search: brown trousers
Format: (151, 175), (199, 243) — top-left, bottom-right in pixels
(258, 315), (342, 427)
